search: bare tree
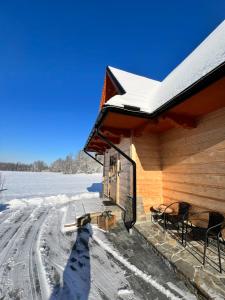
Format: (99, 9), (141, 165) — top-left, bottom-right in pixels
(50, 151), (102, 174)
(63, 154), (74, 174)
(32, 161), (48, 172)
(50, 159), (64, 172)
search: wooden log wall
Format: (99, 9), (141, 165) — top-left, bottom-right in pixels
(103, 107), (225, 221)
(132, 133), (163, 213)
(160, 107), (225, 216)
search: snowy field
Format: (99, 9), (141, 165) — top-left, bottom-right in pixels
(1, 171), (102, 202)
(0, 172), (196, 300)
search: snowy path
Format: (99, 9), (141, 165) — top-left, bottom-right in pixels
(0, 205), (47, 299)
(0, 193), (196, 300)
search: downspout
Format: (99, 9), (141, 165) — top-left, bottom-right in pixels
(96, 128), (136, 231)
(83, 149), (103, 166)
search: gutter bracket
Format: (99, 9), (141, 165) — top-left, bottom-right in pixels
(83, 149), (103, 166)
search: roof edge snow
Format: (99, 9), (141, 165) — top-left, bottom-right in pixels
(103, 20), (225, 114)
(148, 20), (225, 113)
(105, 66), (160, 112)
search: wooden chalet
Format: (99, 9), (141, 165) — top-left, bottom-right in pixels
(84, 21), (225, 230)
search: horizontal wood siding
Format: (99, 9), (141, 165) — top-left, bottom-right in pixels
(133, 134), (162, 212)
(160, 107), (225, 214)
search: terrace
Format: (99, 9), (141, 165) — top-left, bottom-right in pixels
(135, 219), (225, 299)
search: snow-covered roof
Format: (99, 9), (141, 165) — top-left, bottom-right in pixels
(107, 67), (160, 112)
(105, 20), (225, 114)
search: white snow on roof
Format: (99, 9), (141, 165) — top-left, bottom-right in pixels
(105, 20), (225, 114)
(107, 66), (160, 112)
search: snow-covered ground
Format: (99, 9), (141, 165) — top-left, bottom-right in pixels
(0, 172), (196, 300)
(1, 171), (102, 202)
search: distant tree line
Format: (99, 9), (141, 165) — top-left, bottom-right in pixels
(0, 150), (103, 174)
(0, 161), (48, 172)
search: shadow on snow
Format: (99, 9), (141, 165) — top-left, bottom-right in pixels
(87, 182), (102, 193)
(0, 203), (10, 212)
(49, 215), (92, 300)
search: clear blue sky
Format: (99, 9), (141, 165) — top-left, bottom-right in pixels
(0, 1), (224, 164)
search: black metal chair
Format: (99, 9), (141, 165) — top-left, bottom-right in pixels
(163, 201), (191, 244)
(184, 211), (224, 273)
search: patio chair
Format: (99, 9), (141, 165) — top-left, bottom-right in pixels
(184, 211), (224, 273)
(163, 201), (191, 243)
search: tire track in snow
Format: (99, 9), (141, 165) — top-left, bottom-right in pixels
(11, 208), (43, 298)
(0, 210), (13, 225)
(28, 209), (49, 300)
(0, 210), (29, 250)
(0, 206), (49, 300)
(0, 212), (31, 264)
(0, 210), (34, 297)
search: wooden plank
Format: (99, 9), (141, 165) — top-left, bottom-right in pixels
(160, 107), (225, 143)
(132, 134), (163, 211)
(163, 190), (225, 213)
(161, 107), (225, 215)
(163, 163), (225, 175)
(163, 173), (225, 189)
(163, 182), (225, 201)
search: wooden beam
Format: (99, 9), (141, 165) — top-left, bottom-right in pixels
(88, 146), (108, 152)
(91, 142), (111, 149)
(88, 134), (121, 153)
(107, 136), (121, 144)
(160, 112), (197, 129)
(95, 134), (121, 145)
(101, 126), (131, 138)
(133, 120), (158, 136)
(92, 136), (115, 144)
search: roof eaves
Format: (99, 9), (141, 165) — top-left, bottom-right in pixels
(84, 61), (225, 152)
(151, 60), (225, 118)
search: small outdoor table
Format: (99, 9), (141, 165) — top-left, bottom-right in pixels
(150, 204), (173, 224)
(152, 205), (173, 214)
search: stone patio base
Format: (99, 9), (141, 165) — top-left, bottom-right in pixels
(134, 221), (225, 299)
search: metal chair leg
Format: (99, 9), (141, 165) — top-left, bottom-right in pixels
(217, 233), (222, 273)
(151, 212), (154, 224)
(181, 222), (184, 244)
(203, 235), (208, 266)
(184, 223), (188, 247)
(164, 214), (167, 231)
